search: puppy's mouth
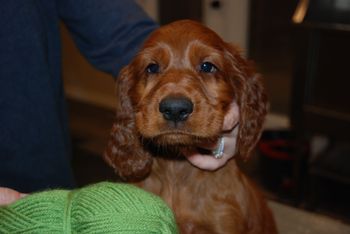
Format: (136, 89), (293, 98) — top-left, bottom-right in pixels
(156, 133), (195, 146)
(141, 131), (220, 160)
(146, 130), (218, 147)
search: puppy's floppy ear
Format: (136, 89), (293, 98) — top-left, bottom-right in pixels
(226, 45), (268, 159)
(237, 73), (267, 159)
(103, 66), (153, 181)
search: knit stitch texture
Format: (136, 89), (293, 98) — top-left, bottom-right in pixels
(0, 182), (178, 233)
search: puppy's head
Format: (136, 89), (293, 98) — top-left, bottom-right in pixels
(104, 20), (267, 181)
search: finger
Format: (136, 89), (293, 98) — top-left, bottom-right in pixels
(196, 126), (238, 153)
(222, 126), (239, 154)
(223, 102), (239, 131)
(0, 187), (25, 205)
(183, 128), (238, 170)
(185, 152), (229, 171)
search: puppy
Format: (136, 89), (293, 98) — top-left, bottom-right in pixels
(104, 20), (277, 234)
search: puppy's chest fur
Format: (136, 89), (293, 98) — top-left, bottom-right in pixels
(136, 158), (257, 233)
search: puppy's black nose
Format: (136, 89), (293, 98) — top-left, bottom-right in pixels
(159, 97), (193, 122)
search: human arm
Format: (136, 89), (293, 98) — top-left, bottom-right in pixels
(57, 0), (158, 76)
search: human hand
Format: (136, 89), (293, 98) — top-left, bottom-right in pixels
(0, 187), (26, 205)
(183, 102), (239, 170)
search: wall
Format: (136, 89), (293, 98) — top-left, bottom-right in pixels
(203, 0), (250, 54)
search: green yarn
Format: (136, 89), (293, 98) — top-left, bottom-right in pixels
(0, 182), (178, 233)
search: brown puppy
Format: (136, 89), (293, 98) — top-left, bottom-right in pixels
(104, 20), (277, 234)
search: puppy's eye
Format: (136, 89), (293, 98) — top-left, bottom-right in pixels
(200, 62), (218, 73)
(146, 63), (160, 74)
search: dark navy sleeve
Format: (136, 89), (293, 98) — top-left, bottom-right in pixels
(57, 0), (158, 76)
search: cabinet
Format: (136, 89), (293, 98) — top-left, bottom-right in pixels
(291, 0), (350, 216)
